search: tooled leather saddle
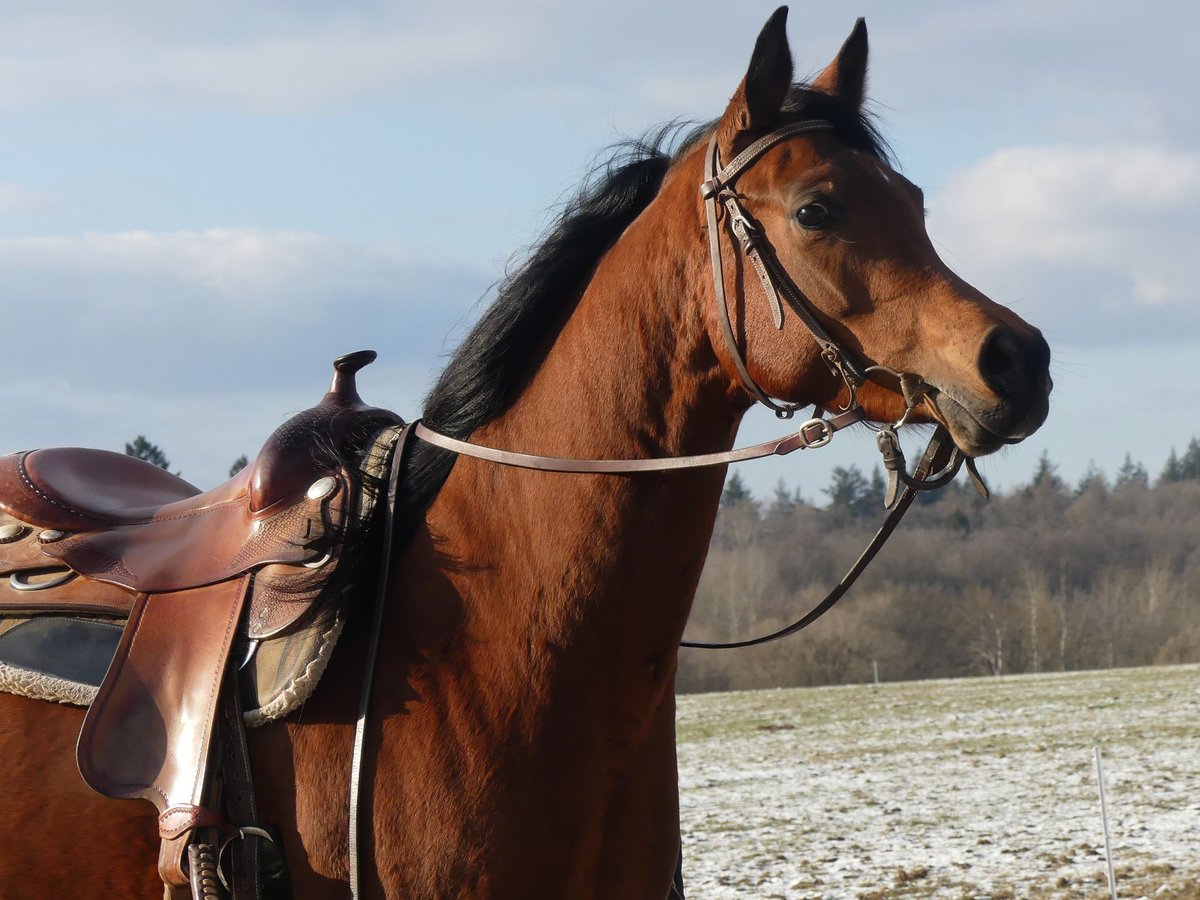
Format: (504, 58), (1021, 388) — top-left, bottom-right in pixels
(0, 351), (403, 898)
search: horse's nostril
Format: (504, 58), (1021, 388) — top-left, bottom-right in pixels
(979, 328), (1043, 400)
(981, 330), (1019, 382)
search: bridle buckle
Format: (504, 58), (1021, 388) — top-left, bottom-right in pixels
(797, 417), (834, 449)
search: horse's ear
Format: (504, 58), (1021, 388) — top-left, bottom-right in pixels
(716, 7), (794, 156)
(811, 18), (869, 110)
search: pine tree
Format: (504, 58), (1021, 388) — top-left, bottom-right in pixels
(229, 454), (249, 477)
(1179, 437), (1200, 480)
(124, 435), (171, 471)
(1075, 461), (1108, 496)
(721, 471), (753, 507)
(1161, 448), (1183, 483)
(1114, 454), (1148, 489)
(1028, 451), (1065, 493)
(770, 478), (797, 516)
(825, 465), (871, 516)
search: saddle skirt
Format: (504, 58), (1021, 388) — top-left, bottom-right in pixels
(0, 351), (403, 844)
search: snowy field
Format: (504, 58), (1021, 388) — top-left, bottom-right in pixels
(676, 664), (1199, 899)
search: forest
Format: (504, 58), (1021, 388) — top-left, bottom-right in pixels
(677, 438), (1200, 693)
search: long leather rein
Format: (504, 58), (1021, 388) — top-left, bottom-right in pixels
(347, 117), (983, 897)
(402, 116), (982, 650)
(411, 407), (864, 473)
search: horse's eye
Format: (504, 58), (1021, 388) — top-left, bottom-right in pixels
(796, 202), (833, 229)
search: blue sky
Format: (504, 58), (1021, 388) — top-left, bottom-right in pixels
(2, 1), (1197, 501)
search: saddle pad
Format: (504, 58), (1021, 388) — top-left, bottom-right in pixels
(0, 612), (342, 726)
(0, 616), (121, 706)
(0, 615), (122, 684)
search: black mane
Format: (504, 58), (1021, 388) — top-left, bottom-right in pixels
(393, 85), (889, 540)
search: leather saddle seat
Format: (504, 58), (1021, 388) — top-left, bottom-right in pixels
(1, 448), (204, 531)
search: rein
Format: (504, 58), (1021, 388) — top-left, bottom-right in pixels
(411, 407), (864, 472)
(409, 418), (966, 651)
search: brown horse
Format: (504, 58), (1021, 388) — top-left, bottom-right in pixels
(0, 9), (1050, 898)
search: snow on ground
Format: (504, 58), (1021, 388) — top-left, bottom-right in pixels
(676, 664), (1199, 899)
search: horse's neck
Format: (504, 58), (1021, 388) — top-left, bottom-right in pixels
(412, 176), (740, 696)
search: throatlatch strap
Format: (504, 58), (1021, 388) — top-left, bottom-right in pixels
(704, 136), (797, 416)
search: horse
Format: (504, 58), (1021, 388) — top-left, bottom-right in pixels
(0, 8), (1050, 898)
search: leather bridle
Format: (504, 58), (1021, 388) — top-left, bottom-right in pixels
(701, 120), (866, 418)
(347, 117), (989, 897)
(695, 117), (989, 505)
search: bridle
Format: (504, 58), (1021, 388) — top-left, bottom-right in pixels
(347, 117), (989, 897)
(702, 120), (867, 418)
(696, 117), (989, 506)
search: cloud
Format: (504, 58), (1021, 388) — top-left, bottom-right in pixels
(0, 182), (64, 215)
(5, 228), (405, 306)
(0, 227), (489, 411)
(0, 13), (532, 111)
(0, 226), (496, 484)
(932, 144), (1200, 263)
(873, 1), (1195, 147)
(928, 143), (1200, 343)
(0, 360), (433, 489)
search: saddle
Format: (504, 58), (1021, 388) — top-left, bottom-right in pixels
(0, 351), (403, 897)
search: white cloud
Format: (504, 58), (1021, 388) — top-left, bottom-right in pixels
(932, 144), (1200, 263)
(0, 360), (431, 489)
(0, 224), (498, 486)
(0, 227), (473, 309)
(927, 144), (1200, 340)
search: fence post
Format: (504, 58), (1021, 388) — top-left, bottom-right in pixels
(1094, 747), (1117, 900)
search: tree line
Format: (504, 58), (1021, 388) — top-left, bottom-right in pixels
(678, 440), (1200, 693)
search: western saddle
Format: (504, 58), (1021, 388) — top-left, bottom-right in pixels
(0, 351), (404, 898)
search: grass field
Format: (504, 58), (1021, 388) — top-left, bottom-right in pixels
(676, 664), (1199, 899)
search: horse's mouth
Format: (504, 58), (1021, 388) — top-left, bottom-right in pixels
(923, 389), (1037, 458)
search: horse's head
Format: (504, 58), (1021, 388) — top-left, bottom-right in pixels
(694, 8), (1051, 457)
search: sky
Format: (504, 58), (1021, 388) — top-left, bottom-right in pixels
(1, 1), (1197, 503)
